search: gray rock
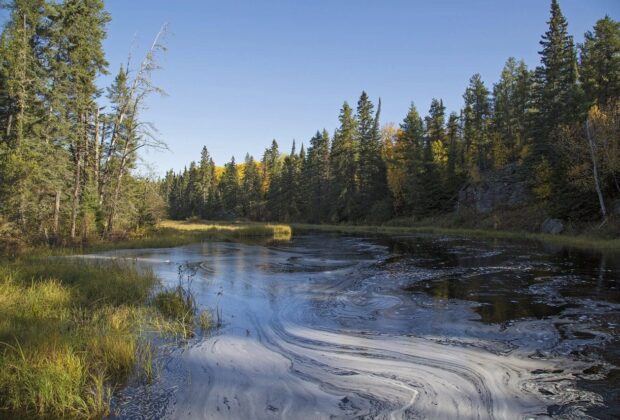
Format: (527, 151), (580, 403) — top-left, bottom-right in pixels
(457, 163), (528, 213)
(541, 218), (564, 235)
(612, 199), (620, 216)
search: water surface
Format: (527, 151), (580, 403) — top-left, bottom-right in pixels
(103, 234), (619, 419)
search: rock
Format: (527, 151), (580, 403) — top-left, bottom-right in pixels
(612, 199), (620, 217)
(541, 218), (564, 235)
(457, 163), (528, 213)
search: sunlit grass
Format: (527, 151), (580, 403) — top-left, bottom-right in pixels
(0, 259), (203, 418)
(158, 220), (292, 239)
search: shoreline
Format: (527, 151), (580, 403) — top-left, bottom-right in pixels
(291, 223), (620, 253)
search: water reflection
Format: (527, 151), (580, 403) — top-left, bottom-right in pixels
(103, 233), (619, 419)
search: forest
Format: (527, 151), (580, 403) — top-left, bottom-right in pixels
(163, 1), (620, 233)
(0, 0), (619, 250)
(0, 0), (167, 254)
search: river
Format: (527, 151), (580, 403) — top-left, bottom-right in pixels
(103, 233), (619, 419)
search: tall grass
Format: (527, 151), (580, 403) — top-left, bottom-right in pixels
(0, 259), (197, 418)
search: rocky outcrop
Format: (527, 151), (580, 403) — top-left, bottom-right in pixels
(457, 164), (528, 214)
(541, 218), (564, 234)
(613, 199), (620, 217)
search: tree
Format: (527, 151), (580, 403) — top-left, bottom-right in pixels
(462, 74), (491, 177)
(240, 153), (262, 219)
(492, 58), (533, 165)
(356, 93), (389, 220)
(398, 103), (425, 215)
(220, 157), (239, 215)
(305, 130), (330, 222)
(580, 16), (620, 106)
(329, 102), (358, 221)
(533, 0), (579, 153)
(445, 112), (464, 205)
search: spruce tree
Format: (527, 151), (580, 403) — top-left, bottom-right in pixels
(398, 103), (424, 215)
(329, 102), (358, 221)
(534, 0), (578, 149)
(462, 74), (491, 176)
(492, 58), (533, 164)
(580, 16), (620, 106)
(220, 157), (239, 216)
(306, 129), (330, 222)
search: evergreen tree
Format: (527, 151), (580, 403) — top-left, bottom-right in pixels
(356, 93), (389, 220)
(220, 157), (239, 216)
(534, 0), (579, 149)
(580, 16), (620, 106)
(398, 103), (425, 215)
(445, 112), (465, 204)
(492, 58), (533, 165)
(329, 102), (358, 221)
(305, 129), (330, 222)
(462, 74), (491, 177)
(240, 153), (262, 219)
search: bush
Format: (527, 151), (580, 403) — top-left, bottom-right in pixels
(0, 217), (26, 258)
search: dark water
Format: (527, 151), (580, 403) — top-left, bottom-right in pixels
(99, 233), (619, 419)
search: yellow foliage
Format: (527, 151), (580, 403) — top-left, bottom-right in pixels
(431, 140), (448, 167)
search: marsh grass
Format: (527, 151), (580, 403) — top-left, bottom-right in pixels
(0, 258), (196, 418)
(0, 220), (283, 416)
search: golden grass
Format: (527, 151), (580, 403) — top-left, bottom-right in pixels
(0, 259), (201, 418)
(158, 220), (292, 238)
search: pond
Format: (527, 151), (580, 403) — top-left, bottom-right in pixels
(103, 233), (619, 419)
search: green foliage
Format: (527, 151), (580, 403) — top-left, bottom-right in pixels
(580, 16), (620, 106)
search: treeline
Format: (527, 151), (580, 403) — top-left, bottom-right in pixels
(0, 0), (166, 246)
(164, 1), (620, 225)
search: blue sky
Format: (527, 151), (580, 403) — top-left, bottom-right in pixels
(100, 0), (620, 174)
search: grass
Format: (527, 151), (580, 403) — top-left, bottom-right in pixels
(292, 223), (620, 252)
(0, 258), (206, 418)
(33, 220), (293, 256)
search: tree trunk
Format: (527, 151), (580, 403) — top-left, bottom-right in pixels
(586, 120), (607, 219)
(53, 189), (60, 238)
(105, 164), (125, 237)
(94, 109), (101, 195)
(70, 151), (82, 240)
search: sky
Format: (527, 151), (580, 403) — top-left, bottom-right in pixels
(99, 0), (620, 175)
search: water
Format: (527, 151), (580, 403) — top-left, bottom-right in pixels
(101, 234), (619, 419)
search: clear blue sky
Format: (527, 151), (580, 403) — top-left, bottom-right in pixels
(100, 0), (620, 174)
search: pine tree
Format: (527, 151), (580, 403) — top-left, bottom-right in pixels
(329, 102), (358, 221)
(424, 99), (449, 210)
(445, 112), (464, 205)
(306, 129), (330, 222)
(398, 103), (425, 215)
(240, 153), (262, 219)
(356, 93), (389, 220)
(462, 74), (491, 177)
(580, 16), (620, 106)
(198, 146), (214, 217)
(220, 157), (239, 216)
(492, 58), (533, 165)
(534, 0), (579, 149)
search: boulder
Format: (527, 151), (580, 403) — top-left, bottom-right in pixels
(541, 218), (564, 235)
